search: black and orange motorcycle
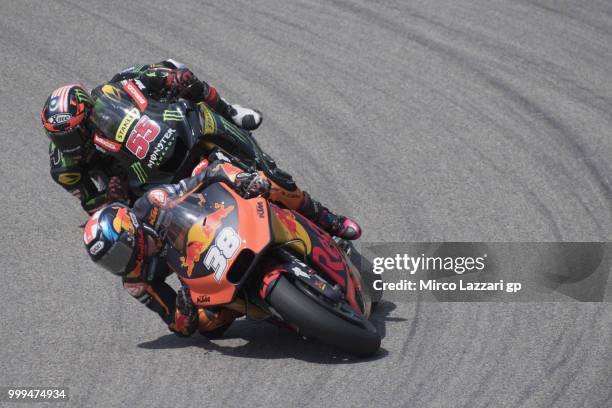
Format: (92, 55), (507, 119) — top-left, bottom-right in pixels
(161, 160), (380, 357)
(92, 82), (381, 356)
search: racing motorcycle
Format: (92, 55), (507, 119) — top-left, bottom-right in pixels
(93, 82), (381, 356)
(161, 161), (381, 357)
(90, 81), (297, 200)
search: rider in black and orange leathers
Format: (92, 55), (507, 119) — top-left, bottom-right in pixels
(42, 59), (361, 240)
(83, 160), (271, 336)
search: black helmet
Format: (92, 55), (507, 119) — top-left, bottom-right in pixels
(83, 204), (146, 276)
(42, 84), (93, 154)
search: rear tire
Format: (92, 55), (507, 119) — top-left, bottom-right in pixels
(267, 276), (381, 357)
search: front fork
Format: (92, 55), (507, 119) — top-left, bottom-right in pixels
(258, 248), (371, 319)
(259, 249), (344, 303)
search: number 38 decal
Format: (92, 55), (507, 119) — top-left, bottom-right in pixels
(204, 227), (241, 282)
(126, 115), (160, 159)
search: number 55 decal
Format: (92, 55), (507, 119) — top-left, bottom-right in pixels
(126, 115), (160, 159)
(203, 227), (241, 282)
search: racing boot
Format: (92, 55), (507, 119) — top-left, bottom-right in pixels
(218, 97), (263, 131)
(197, 308), (242, 339)
(299, 192), (361, 240)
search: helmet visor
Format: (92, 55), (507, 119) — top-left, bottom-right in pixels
(47, 125), (85, 154)
(96, 235), (135, 275)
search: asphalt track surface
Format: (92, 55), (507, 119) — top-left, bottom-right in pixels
(1, 1), (611, 407)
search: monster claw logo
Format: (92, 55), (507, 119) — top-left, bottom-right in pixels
(163, 108), (184, 122)
(74, 88), (93, 104)
(180, 204), (235, 277)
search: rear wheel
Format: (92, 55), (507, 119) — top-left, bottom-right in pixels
(267, 276), (381, 357)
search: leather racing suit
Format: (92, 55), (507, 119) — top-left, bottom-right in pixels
(49, 59), (259, 213)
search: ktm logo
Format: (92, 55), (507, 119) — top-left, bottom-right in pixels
(256, 201), (265, 218)
(58, 173), (81, 185)
(196, 295), (210, 303)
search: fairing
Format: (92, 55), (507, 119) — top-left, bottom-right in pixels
(164, 183), (272, 305)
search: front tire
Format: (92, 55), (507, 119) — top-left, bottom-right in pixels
(267, 276), (381, 357)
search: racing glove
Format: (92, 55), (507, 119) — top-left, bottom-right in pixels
(107, 176), (127, 201)
(167, 69), (203, 101)
(171, 286), (198, 337)
(234, 172), (270, 198)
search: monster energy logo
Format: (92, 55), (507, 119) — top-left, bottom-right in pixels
(219, 116), (251, 145)
(74, 88), (93, 105)
(131, 162), (147, 183)
(163, 108), (184, 122)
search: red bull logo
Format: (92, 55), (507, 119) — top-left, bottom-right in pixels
(180, 204), (235, 277)
(275, 207), (298, 235)
(271, 206), (312, 254)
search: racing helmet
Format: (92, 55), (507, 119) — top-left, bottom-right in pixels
(42, 84), (94, 154)
(83, 204), (146, 276)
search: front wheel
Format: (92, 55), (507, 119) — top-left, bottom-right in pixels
(267, 276), (381, 357)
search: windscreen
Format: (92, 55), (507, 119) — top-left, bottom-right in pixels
(163, 184), (239, 253)
(90, 90), (140, 139)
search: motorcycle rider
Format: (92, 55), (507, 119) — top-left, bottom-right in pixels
(42, 59), (360, 240)
(83, 160), (274, 337)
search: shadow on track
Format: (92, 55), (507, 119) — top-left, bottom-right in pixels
(138, 300), (400, 364)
